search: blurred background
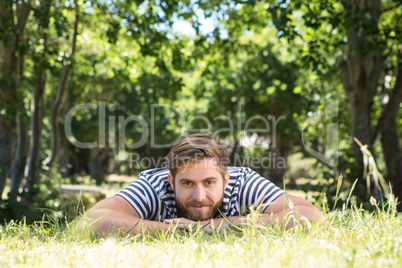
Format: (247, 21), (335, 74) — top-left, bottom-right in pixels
(0, 0), (401, 222)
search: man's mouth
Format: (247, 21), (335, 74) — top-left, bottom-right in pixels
(191, 206), (208, 210)
(187, 202), (212, 211)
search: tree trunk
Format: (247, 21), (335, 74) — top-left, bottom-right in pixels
(45, 5), (80, 169)
(23, 0), (51, 201)
(23, 58), (47, 199)
(269, 132), (286, 183)
(88, 148), (109, 185)
(0, 1), (17, 199)
(380, 45), (402, 205)
(269, 97), (285, 183)
(9, 55), (27, 200)
(9, 22), (30, 200)
(9, 112), (28, 200)
(58, 136), (80, 179)
(381, 113), (402, 203)
(0, 118), (16, 200)
(341, 0), (384, 180)
(230, 139), (239, 165)
(348, 90), (374, 155)
(0, 1), (31, 199)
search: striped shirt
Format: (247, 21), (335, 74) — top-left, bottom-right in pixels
(117, 166), (284, 221)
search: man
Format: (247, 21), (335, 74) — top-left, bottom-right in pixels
(79, 134), (324, 234)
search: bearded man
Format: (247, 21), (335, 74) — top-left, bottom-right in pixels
(79, 134), (324, 234)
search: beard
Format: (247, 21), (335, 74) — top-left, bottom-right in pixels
(175, 196), (224, 221)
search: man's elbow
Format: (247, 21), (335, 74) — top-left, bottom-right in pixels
(75, 210), (112, 235)
(301, 205), (325, 226)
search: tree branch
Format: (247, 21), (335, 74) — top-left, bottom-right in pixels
(44, 3), (80, 168)
(16, 1), (31, 34)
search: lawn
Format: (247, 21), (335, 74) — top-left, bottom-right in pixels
(1, 199), (401, 268)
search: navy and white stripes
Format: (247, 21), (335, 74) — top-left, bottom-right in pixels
(117, 167), (284, 221)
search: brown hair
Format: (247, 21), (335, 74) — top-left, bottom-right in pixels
(165, 134), (229, 178)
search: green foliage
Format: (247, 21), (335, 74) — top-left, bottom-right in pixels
(0, 169), (106, 224)
(2, 0), (401, 215)
(0, 171), (62, 224)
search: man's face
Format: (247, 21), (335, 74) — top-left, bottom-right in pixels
(168, 158), (229, 221)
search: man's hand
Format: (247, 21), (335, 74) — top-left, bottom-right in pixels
(164, 218), (198, 230)
(164, 218), (231, 233)
(163, 193), (324, 233)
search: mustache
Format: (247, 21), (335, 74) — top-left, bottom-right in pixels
(186, 200), (213, 207)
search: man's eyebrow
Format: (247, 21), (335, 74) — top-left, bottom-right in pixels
(178, 177), (219, 182)
(202, 177), (219, 181)
(177, 178), (193, 183)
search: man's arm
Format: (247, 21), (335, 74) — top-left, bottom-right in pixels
(165, 193), (324, 231)
(76, 196), (170, 235)
(260, 193), (325, 228)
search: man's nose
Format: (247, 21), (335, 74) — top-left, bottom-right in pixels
(193, 186), (206, 201)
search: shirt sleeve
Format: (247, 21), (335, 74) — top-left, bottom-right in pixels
(116, 172), (159, 220)
(239, 168), (284, 214)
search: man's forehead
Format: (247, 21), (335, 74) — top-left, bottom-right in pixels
(176, 160), (220, 174)
(177, 158), (220, 170)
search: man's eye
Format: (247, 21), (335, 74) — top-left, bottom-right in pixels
(183, 181), (192, 186)
(205, 180), (214, 185)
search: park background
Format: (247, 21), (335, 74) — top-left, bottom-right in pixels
(0, 0), (401, 223)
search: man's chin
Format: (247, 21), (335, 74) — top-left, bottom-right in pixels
(187, 209), (213, 221)
(190, 217), (213, 221)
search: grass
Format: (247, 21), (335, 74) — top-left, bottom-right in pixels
(1, 201), (401, 268)
(1, 143), (399, 267)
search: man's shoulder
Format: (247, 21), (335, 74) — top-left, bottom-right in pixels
(139, 167), (169, 178)
(228, 166), (252, 174)
(134, 167), (170, 194)
(228, 167), (264, 183)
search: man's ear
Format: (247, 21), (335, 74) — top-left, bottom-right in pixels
(168, 173), (174, 189)
(224, 172), (230, 188)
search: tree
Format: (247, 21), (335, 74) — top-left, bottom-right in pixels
(0, 0), (32, 199)
(23, 0), (53, 201)
(267, 0), (402, 202)
(44, 1), (80, 170)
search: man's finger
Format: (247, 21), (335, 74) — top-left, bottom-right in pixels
(165, 219), (183, 224)
(165, 218), (198, 225)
